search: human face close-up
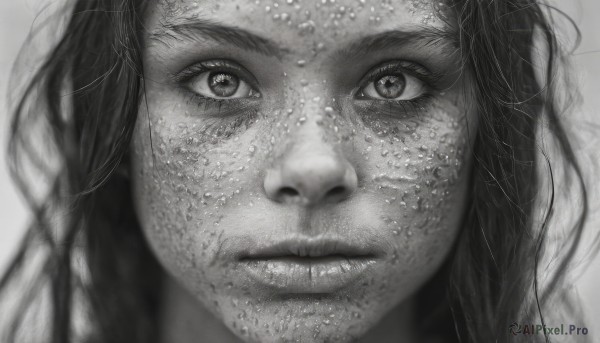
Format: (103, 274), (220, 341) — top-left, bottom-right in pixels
(131, 0), (477, 341)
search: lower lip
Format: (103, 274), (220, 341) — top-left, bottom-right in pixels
(239, 256), (377, 293)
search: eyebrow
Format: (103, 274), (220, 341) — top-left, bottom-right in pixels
(149, 20), (458, 60)
(149, 19), (284, 58)
(336, 27), (459, 60)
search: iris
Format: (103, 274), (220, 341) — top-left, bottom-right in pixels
(209, 72), (240, 97)
(374, 74), (406, 99)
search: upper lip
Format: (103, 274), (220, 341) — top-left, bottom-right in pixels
(237, 235), (379, 260)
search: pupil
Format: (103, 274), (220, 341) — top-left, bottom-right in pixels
(374, 74), (406, 99)
(209, 72), (240, 97)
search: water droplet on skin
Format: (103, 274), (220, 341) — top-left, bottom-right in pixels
(248, 145), (256, 157)
(391, 251), (400, 264)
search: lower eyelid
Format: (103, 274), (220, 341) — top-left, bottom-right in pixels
(182, 91), (260, 118)
(353, 94), (434, 116)
(177, 96), (260, 139)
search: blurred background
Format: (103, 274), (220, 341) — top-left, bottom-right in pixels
(1, 0), (599, 339)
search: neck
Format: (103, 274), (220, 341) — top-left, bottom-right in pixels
(159, 275), (420, 343)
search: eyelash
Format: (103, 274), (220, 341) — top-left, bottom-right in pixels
(359, 94), (435, 121)
(178, 91), (260, 138)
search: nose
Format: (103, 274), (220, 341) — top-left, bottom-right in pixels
(264, 148), (358, 206)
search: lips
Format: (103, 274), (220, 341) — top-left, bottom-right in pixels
(237, 235), (382, 293)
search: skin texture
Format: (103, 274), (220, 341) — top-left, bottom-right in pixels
(131, 0), (477, 341)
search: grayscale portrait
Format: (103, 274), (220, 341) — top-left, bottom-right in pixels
(0, 0), (599, 342)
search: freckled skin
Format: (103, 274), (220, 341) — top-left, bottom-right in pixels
(131, 0), (477, 342)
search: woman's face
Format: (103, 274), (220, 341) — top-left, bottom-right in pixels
(132, 0), (476, 341)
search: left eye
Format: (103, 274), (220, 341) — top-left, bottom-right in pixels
(187, 70), (260, 99)
(358, 72), (425, 100)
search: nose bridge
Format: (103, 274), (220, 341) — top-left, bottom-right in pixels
(263, 94), (357, 206)
(286, 76), (341, 151)
(293, 105), (332, 154)
(278, 76), (340, 165)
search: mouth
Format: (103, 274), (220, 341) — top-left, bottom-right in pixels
(237, 236), (381, 293)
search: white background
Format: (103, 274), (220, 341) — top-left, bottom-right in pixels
(1, 0), (599, 339)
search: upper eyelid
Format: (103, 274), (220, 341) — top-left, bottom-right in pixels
(363, 61), (435, 83)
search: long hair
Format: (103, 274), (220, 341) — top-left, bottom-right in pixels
(0, 0), (591, 342)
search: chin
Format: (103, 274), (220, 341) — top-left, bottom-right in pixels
(218, 293), (388, 343)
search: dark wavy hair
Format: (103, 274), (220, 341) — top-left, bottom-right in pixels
(1, 0), (591, 342)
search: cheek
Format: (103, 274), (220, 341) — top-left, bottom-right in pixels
(353, 97), (473, 298)
(130, 104), (262, 304)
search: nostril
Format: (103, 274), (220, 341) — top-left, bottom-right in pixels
(326, 186), (347, 198)
(278, 187), (300, 198)
(264, 155), (358, 205)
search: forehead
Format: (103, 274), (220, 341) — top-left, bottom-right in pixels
(145, 0), (450, 48)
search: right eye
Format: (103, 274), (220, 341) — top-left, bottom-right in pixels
(177, 60), (261, 100)
(187, 70), (260, 99)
